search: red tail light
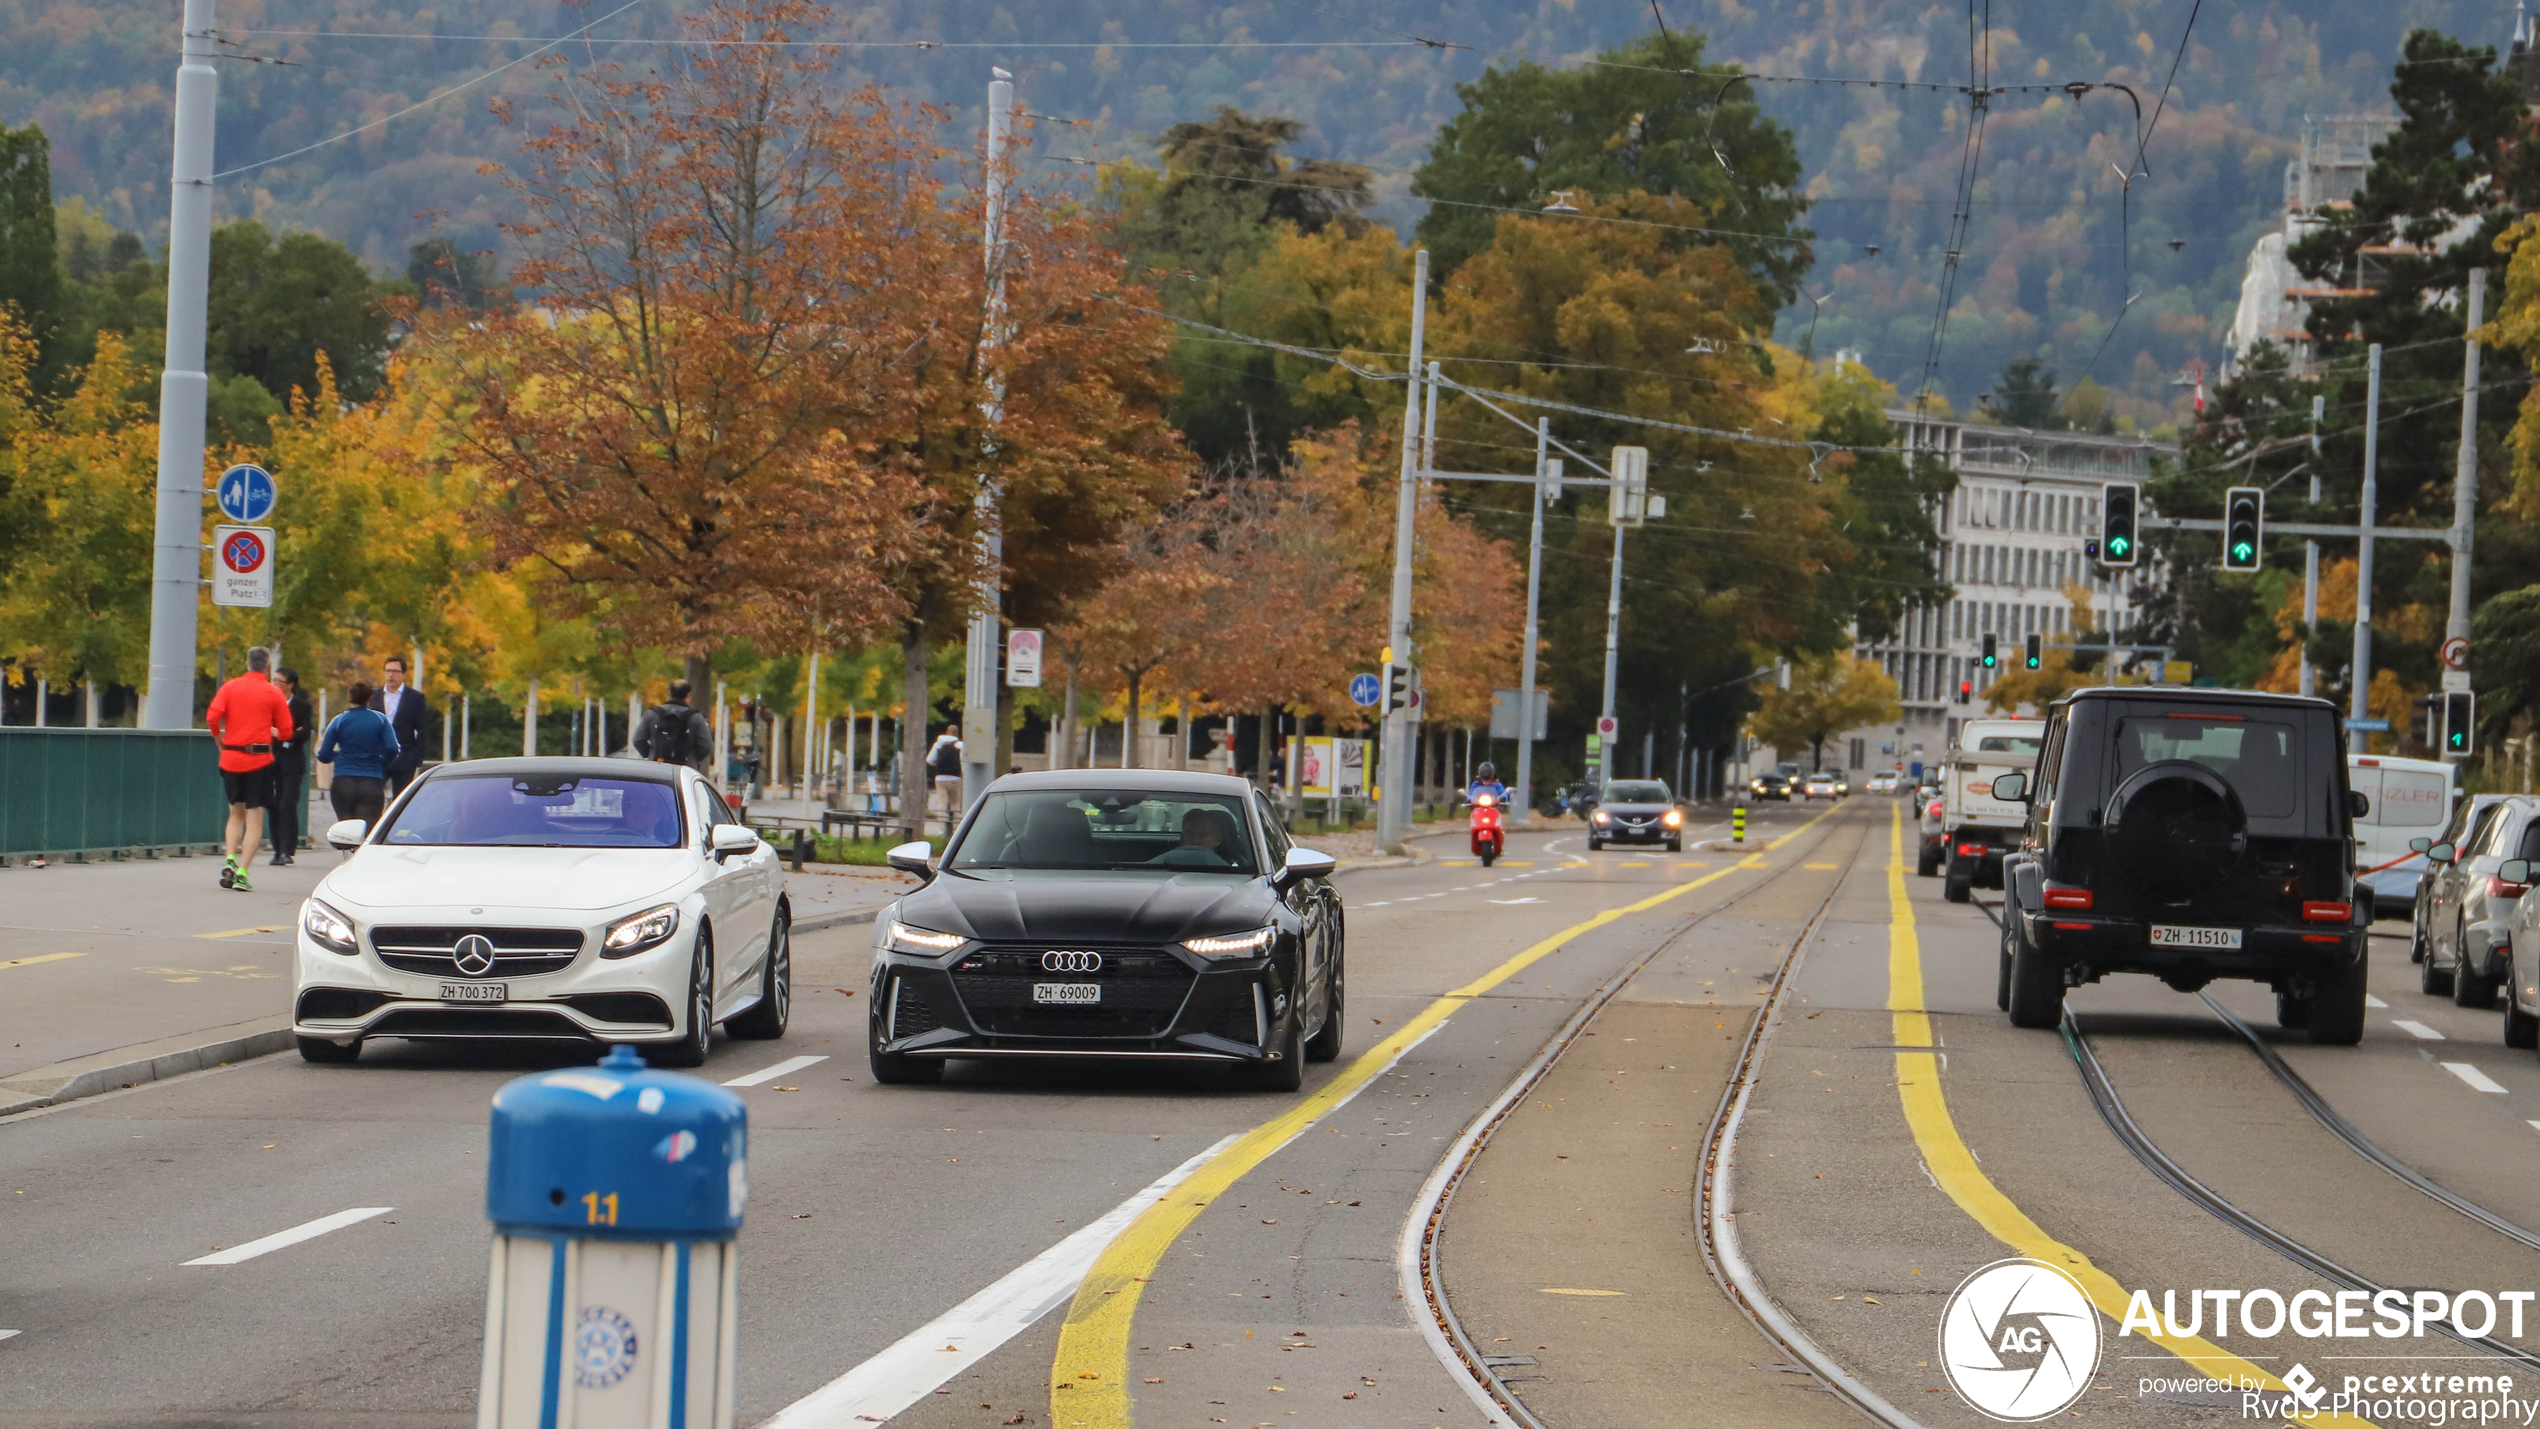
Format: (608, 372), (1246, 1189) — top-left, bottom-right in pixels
(2487, 876), (2531, 900)
(2301, 901), (2352, 923)
(2043, 887), (2093, 910)
(1957, 843), (1984, 856)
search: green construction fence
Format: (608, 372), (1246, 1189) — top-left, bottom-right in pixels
(0, 728), (227, 859)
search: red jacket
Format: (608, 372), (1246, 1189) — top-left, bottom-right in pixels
(205, 673), (294, 773)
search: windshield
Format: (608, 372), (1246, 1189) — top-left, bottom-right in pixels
(1976, 735), (2042, 754)
(2116, 716), (2301, 819)
(379, 774), (685, 848)
(1603, 781), (1670, 803)
(948, 789), (1261, 873)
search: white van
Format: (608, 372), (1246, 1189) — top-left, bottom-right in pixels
(2348, 753), (2455, 916)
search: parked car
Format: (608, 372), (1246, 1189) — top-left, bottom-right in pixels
(1916, 790), (1949, 876)
(1940, 718), (2045, 903)
(291, 758), (791, 1066)
(1589, 779), (1685, 851)
(1994, 688), (2369, 1043)
(2412, 795), (2540, 1005)
(866, 771), (1343, 1091)
(2349, 754), (2456, 917)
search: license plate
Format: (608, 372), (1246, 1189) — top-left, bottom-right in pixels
(2149, 926), (2244, 949)
(439, 981), (509, 1003)
(1032, 983), (1101, 1005)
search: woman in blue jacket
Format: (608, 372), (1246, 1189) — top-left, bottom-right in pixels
(317, 680), (401, 831)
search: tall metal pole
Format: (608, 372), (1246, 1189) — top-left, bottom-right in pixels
(960, 70), (1015, 809)
(2349, 343), (2382, 754)
(2301, 395), (2322, 698)
(141, 0), (219, 730)
(1376, 249), (1428, 854)
(2446, 268), (2484, 742)
(1600, 521), (1625, 786)
(1512, 417), (1548, 828)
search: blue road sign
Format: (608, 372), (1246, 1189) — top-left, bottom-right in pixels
(2343, 718), (2390, 733)
(216, 463), (276, 523)
(1348, 672), (1381, 707)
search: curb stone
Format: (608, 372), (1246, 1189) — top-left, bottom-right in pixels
(0, 1017), (294, 1119)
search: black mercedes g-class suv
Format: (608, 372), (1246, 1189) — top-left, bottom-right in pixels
(1992, 687), (2372, 1043)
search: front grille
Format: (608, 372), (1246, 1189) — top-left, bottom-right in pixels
(365, 1007), (592, 1039)
(1204, 997), (1259, 1045)
(371, 925), (584, 978)
(297, 987), (392, 1022)
(949, 946), (1197, 1039)
(560, 992), (673, 1028)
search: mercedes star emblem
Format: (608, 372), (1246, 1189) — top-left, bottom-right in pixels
(453, 934), (499, 976)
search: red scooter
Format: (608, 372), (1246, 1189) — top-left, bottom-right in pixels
(1468, 793), (1505, 867)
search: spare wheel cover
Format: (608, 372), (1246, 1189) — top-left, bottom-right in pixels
(2105, 759), (2248, 902)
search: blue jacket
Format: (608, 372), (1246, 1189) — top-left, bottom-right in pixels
(316, 707), (400, 780)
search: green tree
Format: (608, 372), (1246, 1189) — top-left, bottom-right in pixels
(1979, 357), (2062, 429)
(1409, 29), (1810, 312)
(1746, 654), (1901, 770)
(204, 220), (395, 404)
(407, 236), (509, 312)
(0, 124), (59, 352)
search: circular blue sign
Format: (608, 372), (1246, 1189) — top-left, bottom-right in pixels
(216, 464), (276, 523)
(1348, 673), (1381, 707)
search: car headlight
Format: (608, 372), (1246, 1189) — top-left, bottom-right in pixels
(602, 903), (682, 958)
(885, 920), (968, 956)
(1183, 925), (1276, 960)
(1663, 809), (1684, 827)
(302, 899), (358, 956)
(1592, 809), (1611, 823)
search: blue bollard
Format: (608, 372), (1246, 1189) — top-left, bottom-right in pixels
(478, 1043), (747, 1429)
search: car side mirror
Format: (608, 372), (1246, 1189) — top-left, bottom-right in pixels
(2430, 841), (2458, 865)
(886, 840), (937, 883)
(2409, 837), (2433, 854)
(325, 818), (368, 850)
(1273, 846), (1339, 890)
(710, 824), (759, 860)
(2348, 791), (2370, 819)
(2504, 859), (2533, 885)
(1990, 771), (2027, 802)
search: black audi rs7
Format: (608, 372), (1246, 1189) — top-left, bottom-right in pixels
(867, 770), (1345, 1090)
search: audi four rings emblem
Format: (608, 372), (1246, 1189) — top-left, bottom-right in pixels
(453, 935), (499, 976)
(1041, 950), (1103, 973)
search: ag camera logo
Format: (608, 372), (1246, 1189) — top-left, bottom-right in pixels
(1939, 1258), (2103, 1421)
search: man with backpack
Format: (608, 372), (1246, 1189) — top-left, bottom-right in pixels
(635, 680), (715, 772)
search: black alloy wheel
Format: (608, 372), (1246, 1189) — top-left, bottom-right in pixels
(728, 905), (792, 1039)
(659, 925), (715, 1068)
(2507, 953), (2539, 1050)
(2454, 917), (2500, 1008)
(2004, 911), (2064, 1029)
(2422, 933), (2457, 996)
(297, 1035), (361, 1064)
(1306, 946), (1346, 1064)
(2306, 952), (2368, 1046)
(1942, 851), (1973, 904)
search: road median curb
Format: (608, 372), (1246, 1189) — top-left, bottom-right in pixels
(0, 1015), (294, 1118)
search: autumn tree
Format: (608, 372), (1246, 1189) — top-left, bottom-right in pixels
(1064, 511), (1225, 768)
(0, 327), (155, 702)
(1746, 654), (1901, 771)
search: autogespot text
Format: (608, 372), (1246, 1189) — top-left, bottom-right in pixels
(2120, 1287), (2539, 1423)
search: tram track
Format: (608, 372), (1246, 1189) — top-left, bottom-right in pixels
(1407, 804), (1929, 1429)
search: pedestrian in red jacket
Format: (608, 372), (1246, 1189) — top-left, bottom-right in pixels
(204, 646), (294, 892)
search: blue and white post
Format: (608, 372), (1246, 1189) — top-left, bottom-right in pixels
(478, 1044), (747, 1428)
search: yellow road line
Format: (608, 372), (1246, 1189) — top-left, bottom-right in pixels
(1880, 806), (2368, 1421)
(197, 925), (288, 940)
(0, 952), (83, 970)
(1046, 803), (1844, 1426)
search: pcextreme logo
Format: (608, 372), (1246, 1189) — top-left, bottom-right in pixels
(1938, 1258), (2104, 1422)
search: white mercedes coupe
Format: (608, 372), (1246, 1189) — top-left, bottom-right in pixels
(290, 757), (791, 1066)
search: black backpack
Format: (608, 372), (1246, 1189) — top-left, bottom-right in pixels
(649, 703), (696, 765)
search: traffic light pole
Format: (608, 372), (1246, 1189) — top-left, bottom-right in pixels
(2351, 343), (2382, 754)
(141, 0), (220, 730)
(1376, 249), (1429, 856)
(960, 72), (1016, 805)
(2445, 270), (2484, 757)
(1513, 418), (1548, 827)
(1600, 521), (1625, 787)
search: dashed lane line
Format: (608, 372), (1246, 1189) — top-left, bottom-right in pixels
(2393, 1020), (2446, 1041)
(197, 925), (289, 940)
(2443, 1062), (2510, 1094)
(723, 1054), (829, 1088)
(182, 1206), (395, 1267)
(2365, 994), (2391, 1008)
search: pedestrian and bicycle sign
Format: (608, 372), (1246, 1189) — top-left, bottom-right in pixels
(1349, 672), (1381, 707)
(212, 524), (273, 607)
(214, 463), (276, 523)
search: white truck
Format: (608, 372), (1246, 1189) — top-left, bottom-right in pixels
(2346, 753), (2455, 919)
(1937, 717), (2046, 902)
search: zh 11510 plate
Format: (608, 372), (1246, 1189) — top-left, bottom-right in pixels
(439, 981), (509, 1003)
(2149, 925), (2243, 950)
(1032, 982), (1101, 1006)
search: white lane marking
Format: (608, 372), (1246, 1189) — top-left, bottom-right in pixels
(759, 1135), (1240, 1428)
(1362, 901), (1391, 907)
(2444, 1062), (2510, 1094)
(723, 1054), (830, 1087)
(2393, 1020), (2446, 1041)
(2364, 994), (2390, 1008)
(1488, 898), (1544, 905)
(183, 1206), (394, 1266)
(0, 1329), (18, 1342)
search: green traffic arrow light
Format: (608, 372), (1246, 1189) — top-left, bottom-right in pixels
(2231, 541), (2254, 561)
(2109, 537), (2130, 556)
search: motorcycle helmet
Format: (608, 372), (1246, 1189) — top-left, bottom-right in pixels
(1475, 762), (1497, 780)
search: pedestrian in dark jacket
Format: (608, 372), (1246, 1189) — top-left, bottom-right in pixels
(370, 655), (431, 797)
(634, 679), (714, 772)
(319, 680), (401, 833)
(265, 667), (314, 866)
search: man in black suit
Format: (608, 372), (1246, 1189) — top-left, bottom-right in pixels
(266, 666), (314, 865)
(372, 655), (431, 797)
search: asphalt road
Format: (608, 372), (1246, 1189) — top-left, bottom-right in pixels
(15, 795), (2540, 1429)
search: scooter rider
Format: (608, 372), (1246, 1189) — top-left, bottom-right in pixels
(1467, 762), (1508, 804)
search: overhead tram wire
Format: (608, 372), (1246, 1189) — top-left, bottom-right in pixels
(225, 29), (1437, 50)
(1915, 0), (1991, 413)
(2075, 0), (2203, 392)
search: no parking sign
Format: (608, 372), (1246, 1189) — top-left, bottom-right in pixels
(213, 524), (273, 608)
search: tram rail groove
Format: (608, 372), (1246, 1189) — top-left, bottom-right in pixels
(1404, 808), (1919, 1429)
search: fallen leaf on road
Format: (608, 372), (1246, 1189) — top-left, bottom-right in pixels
(1343, 1391), (1358, 1399)
(1144, 1378), (1163, 1384)
(773, 1085), (801, 1092)
(1261, 1218), (1277, 1224)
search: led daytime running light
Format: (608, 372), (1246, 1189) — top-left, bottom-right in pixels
(602, 903), (682, 956)
(1183, 926), (1276, 958)
(888, 921), (967, 953)
(303, 899), (358, 955)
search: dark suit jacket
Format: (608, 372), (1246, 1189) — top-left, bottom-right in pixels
(370, 685), (431, 776)
(273, 692), (314, 777)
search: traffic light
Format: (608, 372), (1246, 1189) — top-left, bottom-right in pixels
(2101, 482), (2140, 567)
(1981, 633), (1999, 670)
(2443, 690), (2476, 757)
(1609, 446), (1649, 527)
(1957, 679), (1973, 704)
(2222, 486), (2263, 573)
(1384, 663), (1414, 714)
(2024, 632), (2042, 671)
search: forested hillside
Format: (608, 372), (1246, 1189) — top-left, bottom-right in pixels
(0, 0), (2505, 412)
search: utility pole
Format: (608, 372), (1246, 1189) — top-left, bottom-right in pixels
(1512, 417), (1548, 828)
(1600, 519), (1625, 786)
(2300, 394), (2322, 698)
(1375, 249), (1428, 855)
(2445, 268), (2484, 754)
(2349, 343), (2381, 754)
(960, 70), (1015, 808)
(141, 0), (218, 730)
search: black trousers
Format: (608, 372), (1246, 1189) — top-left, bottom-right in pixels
(331, 776), (387, 831)
(266, 761), (305, 852)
